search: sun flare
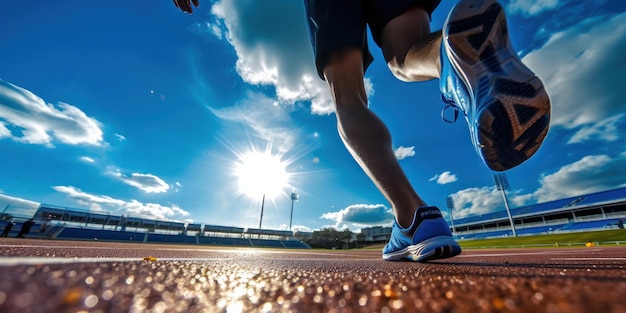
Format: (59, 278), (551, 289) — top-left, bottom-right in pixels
(234, 150), (290, 200)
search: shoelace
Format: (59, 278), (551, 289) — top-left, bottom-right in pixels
(440, 95), (460, 123)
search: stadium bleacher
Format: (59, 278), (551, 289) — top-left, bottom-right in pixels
(56, 228), (145, 242)
(561, 218), (623, 231)
(147, 233), (197, 244)
(457, 229), (513, 240)
(515, 224), (568, 235)
(451, 187), (626, 239)
(281, 240), (310, 249)
(250, 239), (287, 248)
(11, 204), (310, 249)
(198, 236), (252, 246)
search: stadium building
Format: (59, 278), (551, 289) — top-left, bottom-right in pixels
(361, 187), (626, 242)
(0, 204), (310, 249)
(2, 187), (624, 247)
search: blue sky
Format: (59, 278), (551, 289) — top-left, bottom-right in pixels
(1, 0), (625, 232)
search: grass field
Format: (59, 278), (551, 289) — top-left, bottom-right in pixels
(458, 229), (626, 249)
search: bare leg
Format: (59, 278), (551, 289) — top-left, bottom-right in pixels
(381, 7), (442, 82)
(322, 7), (448, 228)
(323, 49), (426, 228)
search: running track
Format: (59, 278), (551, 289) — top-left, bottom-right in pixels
(0, 238), (625, 312)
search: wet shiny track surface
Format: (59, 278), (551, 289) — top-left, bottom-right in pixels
(0, 239), (625, 313)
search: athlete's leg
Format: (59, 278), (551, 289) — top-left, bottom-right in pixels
(322, 49), (426, 228)
(380, 6), (442, 82)
(379, 0), (551, 171)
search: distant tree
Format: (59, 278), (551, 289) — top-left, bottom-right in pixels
(306, 227), (354, 249)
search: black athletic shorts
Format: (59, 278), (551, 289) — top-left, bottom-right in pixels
(304, 0), (441, 80)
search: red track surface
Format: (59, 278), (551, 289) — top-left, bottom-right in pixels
(0, 238), (625, 312)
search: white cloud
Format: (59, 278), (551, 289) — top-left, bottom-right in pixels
(448, 187), (505, 219)
(0, 79), (105, 147)
(53, 186), (125, 208)
(449, 152), (626, 220)
(437, 171), (458, 185)
(112, 172), (170, 194)
(363, 78), (375, 99)
(206, 0), (336, 114)
(567, 114), (624, 144)
(52, 186), (190, 220)
(0, 122), (10, 139)
(115, 133), (126, 141)
(80, 156), (95, 164)
(508, 0), (561, 16)
(429, 171), (458, 185)
(321, 204), (394, 226)
(291, 225), (311, 232)
(394, 146), (415, 160)
(123, 200), (189, 220)
(531, 153), (626, 202)
(523, 13), (626, 143)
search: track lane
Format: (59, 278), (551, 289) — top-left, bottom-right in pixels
(1, 239), (625, 313)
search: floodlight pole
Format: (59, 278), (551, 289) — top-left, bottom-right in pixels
(445, 196), (456, 234)
(289, 192), (299, 232)
(494, 173), (517, 237)
(259, 193), (266, 230)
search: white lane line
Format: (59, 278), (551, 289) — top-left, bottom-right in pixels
(0, 244), (217, 251)
(0, 244), (313, 252)
(0, 257), (236, 266)
(0, 244), (154, 250)
(0, 244), (274, 253)
(458, 249), (606, 258)
(0, 244), (362, 259)
(551, 258), (626, 261)
(0, 257), (140, 266)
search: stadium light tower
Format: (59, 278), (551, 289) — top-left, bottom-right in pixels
(289, 191), (299, 232)
(494, 173), (517, 237)
(258, 193), (266, 230)
(445, 196), (456, 234)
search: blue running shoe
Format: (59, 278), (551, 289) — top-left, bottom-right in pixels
(440, 0), (551, 171)
(383, 207), (461, 262)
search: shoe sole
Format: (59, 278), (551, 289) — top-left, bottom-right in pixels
(443, 0), (551, 171)
(383, 236), (461, 262)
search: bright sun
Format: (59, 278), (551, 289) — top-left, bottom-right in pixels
(234, 151), (290, 200)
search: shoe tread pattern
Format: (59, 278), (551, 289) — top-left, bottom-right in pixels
(446, 0), (551, 171)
